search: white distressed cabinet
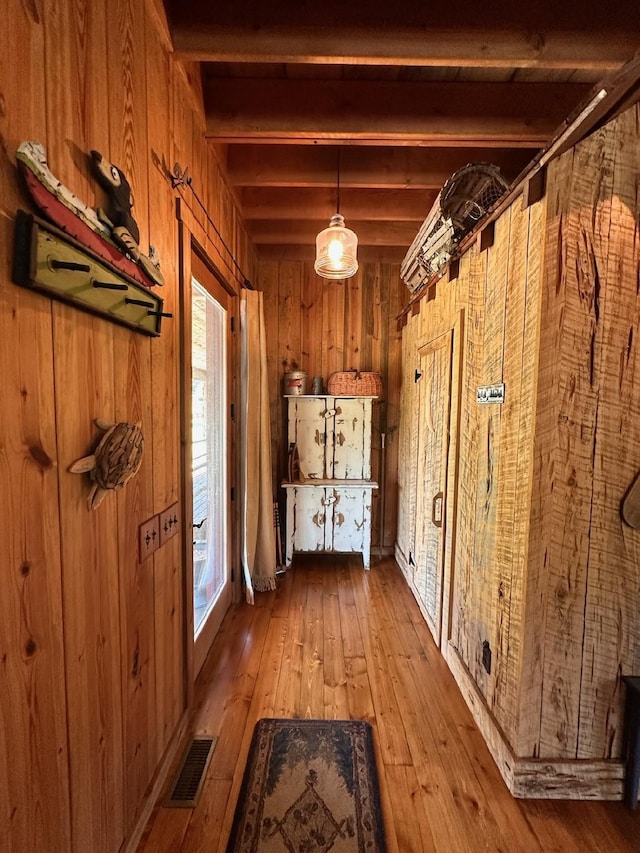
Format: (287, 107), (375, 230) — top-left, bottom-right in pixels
(283, 395), (377, 569)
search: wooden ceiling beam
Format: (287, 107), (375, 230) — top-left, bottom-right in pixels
(204, 79), (590, 146)
(225, 145), (536, 188)
(247, 218), (419, 246)
(173, 25), (636, 71)
(239, 187), (436, 221)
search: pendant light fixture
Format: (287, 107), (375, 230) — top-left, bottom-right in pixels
(314, 148), (358, 280)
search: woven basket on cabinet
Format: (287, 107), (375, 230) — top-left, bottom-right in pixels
(327, 369), (382, 397)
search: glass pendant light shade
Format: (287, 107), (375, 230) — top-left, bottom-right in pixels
(314, 213), (359, 279)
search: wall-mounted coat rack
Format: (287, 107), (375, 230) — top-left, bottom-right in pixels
(13, 210), (172, 336)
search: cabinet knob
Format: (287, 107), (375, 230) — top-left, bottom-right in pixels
(323, 408), (337, 419)
(321, 495), (337, 506)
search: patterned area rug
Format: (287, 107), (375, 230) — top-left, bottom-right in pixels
(226, 718), (386, 852)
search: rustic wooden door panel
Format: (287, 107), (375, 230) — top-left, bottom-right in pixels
(414, 332), (453, 644)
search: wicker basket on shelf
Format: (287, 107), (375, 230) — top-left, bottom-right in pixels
(327, 369), (383, 397)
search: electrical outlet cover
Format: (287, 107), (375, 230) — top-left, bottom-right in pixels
(139, 515), (160, 562)
(159, 502), (180, 547)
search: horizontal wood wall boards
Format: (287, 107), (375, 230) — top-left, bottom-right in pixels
(258, 256), (405, 554)
(0, 2), (255, 851)
(397, 102), (640, 798)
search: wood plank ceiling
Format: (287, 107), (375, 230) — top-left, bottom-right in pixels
(166, 0), (640, 255)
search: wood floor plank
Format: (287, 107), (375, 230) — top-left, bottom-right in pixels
(196, 606), (272, 780)
(322, 569), (351, 719)
(383, 764), (437, 853)
(138, 806), (191, 853)
(343, 655), (375, 723)
(215, 613), (290, 853)
(180, 778), (233, 853)
(297, 565), (325, 718)
(191, 606), (267, 738)
(272, 565), (306, 718)
(337, 560), (368, 658)
(370, 563), (540, 853)
(138, 557), (640, 853)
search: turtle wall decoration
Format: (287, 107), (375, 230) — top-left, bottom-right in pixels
(69, 418), (144, 510)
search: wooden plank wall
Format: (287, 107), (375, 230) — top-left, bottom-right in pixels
(523, 104), (640, 762)
(0, 2), (255, 852)
(258, 254), (405, 550)
(398, 199), (548, 750)
(397, 103), (640, 774)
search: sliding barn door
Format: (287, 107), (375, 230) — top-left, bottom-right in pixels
(414, 330), (453, 644)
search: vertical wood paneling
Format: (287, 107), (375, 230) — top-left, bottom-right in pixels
(399, 106), (640, 775)
(2, 2), (256, 851)
(0, 3), (72, 850)
(107, 0), (158, 831)
(344, 273), (363, 369)
(258, 258), (404, 549)
(508, 199), (545, 756)
(54, 311), (124, 853)
(475, 214), (509, 692)
(453, 244), (486, 666)
(321, 277), (346, 380)
(45, 2), (127, 851)
(382, 264), (403, 549)
(279, 261), (303, 374)
(538, 139), (599, 758)
(145, 13), (185, 759)
(490, 202), (528, 739)
(395, 316), (415, 562)
(302, 263), (324, 380)
(0, 302), (69, 853)
(359, 265), (377, 371)
(519, 150), (576, 756)
(171, 71), (194, 214)
(259, 262), (282, 487)
(577, 110), (640, 759)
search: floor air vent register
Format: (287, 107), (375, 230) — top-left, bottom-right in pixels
(165, 736), (217, 808)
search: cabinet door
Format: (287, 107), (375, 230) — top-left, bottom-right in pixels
(414, 331), (453, 644)
(287, 397), (328, 479)
(328, 488), (368, 554)
(330, 398), (371, 479)
(290, 486), (326, 552)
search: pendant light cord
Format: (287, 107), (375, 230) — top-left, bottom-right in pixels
(336, 147), (341, 215)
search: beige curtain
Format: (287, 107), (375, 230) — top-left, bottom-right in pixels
(241, 290), (277, 602)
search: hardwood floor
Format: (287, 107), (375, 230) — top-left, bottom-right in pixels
(138, 556), (640, 852)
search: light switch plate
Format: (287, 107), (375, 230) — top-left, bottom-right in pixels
(139, 514), (160, 562)
(159, 501), (180, 547)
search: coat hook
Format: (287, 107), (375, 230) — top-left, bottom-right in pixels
(125, 297), (154, 308)
(93, 280), (128, 291)
(51, 259), (90, 272)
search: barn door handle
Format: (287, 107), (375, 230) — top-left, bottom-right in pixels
(432, 492), (443, 527)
